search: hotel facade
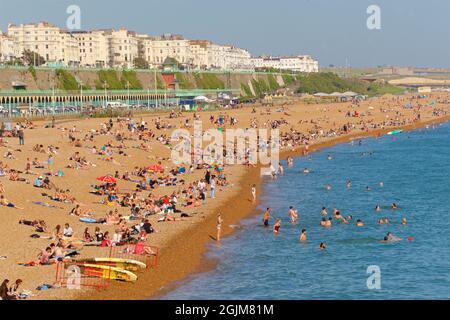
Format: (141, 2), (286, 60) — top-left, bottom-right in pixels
(0, 22), (318, 73)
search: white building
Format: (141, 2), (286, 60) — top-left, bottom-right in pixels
(108, 28), (139, 69)
(251, 55), (319, 73)
(7, 22), (63, 63)
(73, 30), (110, 68)
(1, 21), (317, 72)
(151, 35), (190, 67)
(0, 31), (15, 62)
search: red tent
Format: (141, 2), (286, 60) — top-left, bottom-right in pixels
(147, 165), (164, 173)
(97, 176), (117, 184)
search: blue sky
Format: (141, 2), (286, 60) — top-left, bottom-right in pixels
(1, 0), (449, 68)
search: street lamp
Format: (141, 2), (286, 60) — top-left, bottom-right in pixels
(103, 81), (108, 108)
(126, 80), (130, 109)
(154, 68), (158, 108)
(79, 80), (83, 112)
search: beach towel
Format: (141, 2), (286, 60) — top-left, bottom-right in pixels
(31, 201), (63, 209)
(79, 217), (97, 224)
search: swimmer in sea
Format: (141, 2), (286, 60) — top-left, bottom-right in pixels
(334, 210), (343, 220)
(320, 242), (326, 250)
(327, 155), (332, 161)
(391, 203), (398, 210)
(383, 217), (389, 224)
(347, 180), (351, 189)
(321, 207), (328, 216)
(346, 215), (353, 221)
(325, 217), (332, 228)
(401, 217), (407, 225)
(273, 219), (281, 234)
(380, 182), (384, 188)
(384, 232), (402, 242)
(366, 186), (371, 191)
(263, 208), (271, 227)
(320, 218), (327, 227)
(325, 184), (332, 191)
(287, 156), (294, 167)
(299, 229), (307, 242)
(288, 206), (298, 223)
(356, 219), (365, 227)
(375, 205), (381, 212)
(303, 168), (310, 174)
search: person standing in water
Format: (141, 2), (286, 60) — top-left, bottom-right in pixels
(263, 208), (271, 227)
(299, 229), (307, 242)
(216, 212), (223, 243)
(289, 206), (298, 223)
(251, 184), (256, 203)
(278, 162), (284, 175)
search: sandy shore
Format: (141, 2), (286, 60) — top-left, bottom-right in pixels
(1, 92), (450, 300)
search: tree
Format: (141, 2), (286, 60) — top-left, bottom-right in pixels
(22, 50), (46, 66)
(133, 57), (149, 69)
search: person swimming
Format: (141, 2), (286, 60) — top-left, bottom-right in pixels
(320, 242), (326, 250)
(375, 205), (381, 212)
(303, 168), (310, 174)
(391, 203), (398, 210)
(401, 217), (407, 225)
(347, 180), (351, 189)
(321, 207), (327, 216)
(273, 219), (281, 234)
(299, 229), (307, 242)
(381, 232), (402, 242)
(356, 219), (364, 227)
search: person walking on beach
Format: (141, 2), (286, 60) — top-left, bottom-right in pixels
(210, 177), (215, 199)
(216, 212), (223, 243)
(18, 128), (24, 146)
(251, 184), (256, 203)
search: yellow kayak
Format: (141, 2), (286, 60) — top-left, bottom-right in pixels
(76, 258), (146, 272)
(80, 263), (138, 282)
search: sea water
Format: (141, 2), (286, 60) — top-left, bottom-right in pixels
(163, 123), (450, 300)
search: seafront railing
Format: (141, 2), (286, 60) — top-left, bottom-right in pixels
(0, 64), (300, 76)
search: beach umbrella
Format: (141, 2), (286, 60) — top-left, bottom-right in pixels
(97, 176), (117, 184)
(147, 164), (164, 173)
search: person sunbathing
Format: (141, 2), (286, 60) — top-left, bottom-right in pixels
(69, 205), (93, 217)
(0, 195), (23, 209)
(105, 210), (121, 225)
(19, 219), (47, 232)
(9, 170), (27, 182)
(38, 247), (53, 265)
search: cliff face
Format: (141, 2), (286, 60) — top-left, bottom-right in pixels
(0, 67), (289, 97)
